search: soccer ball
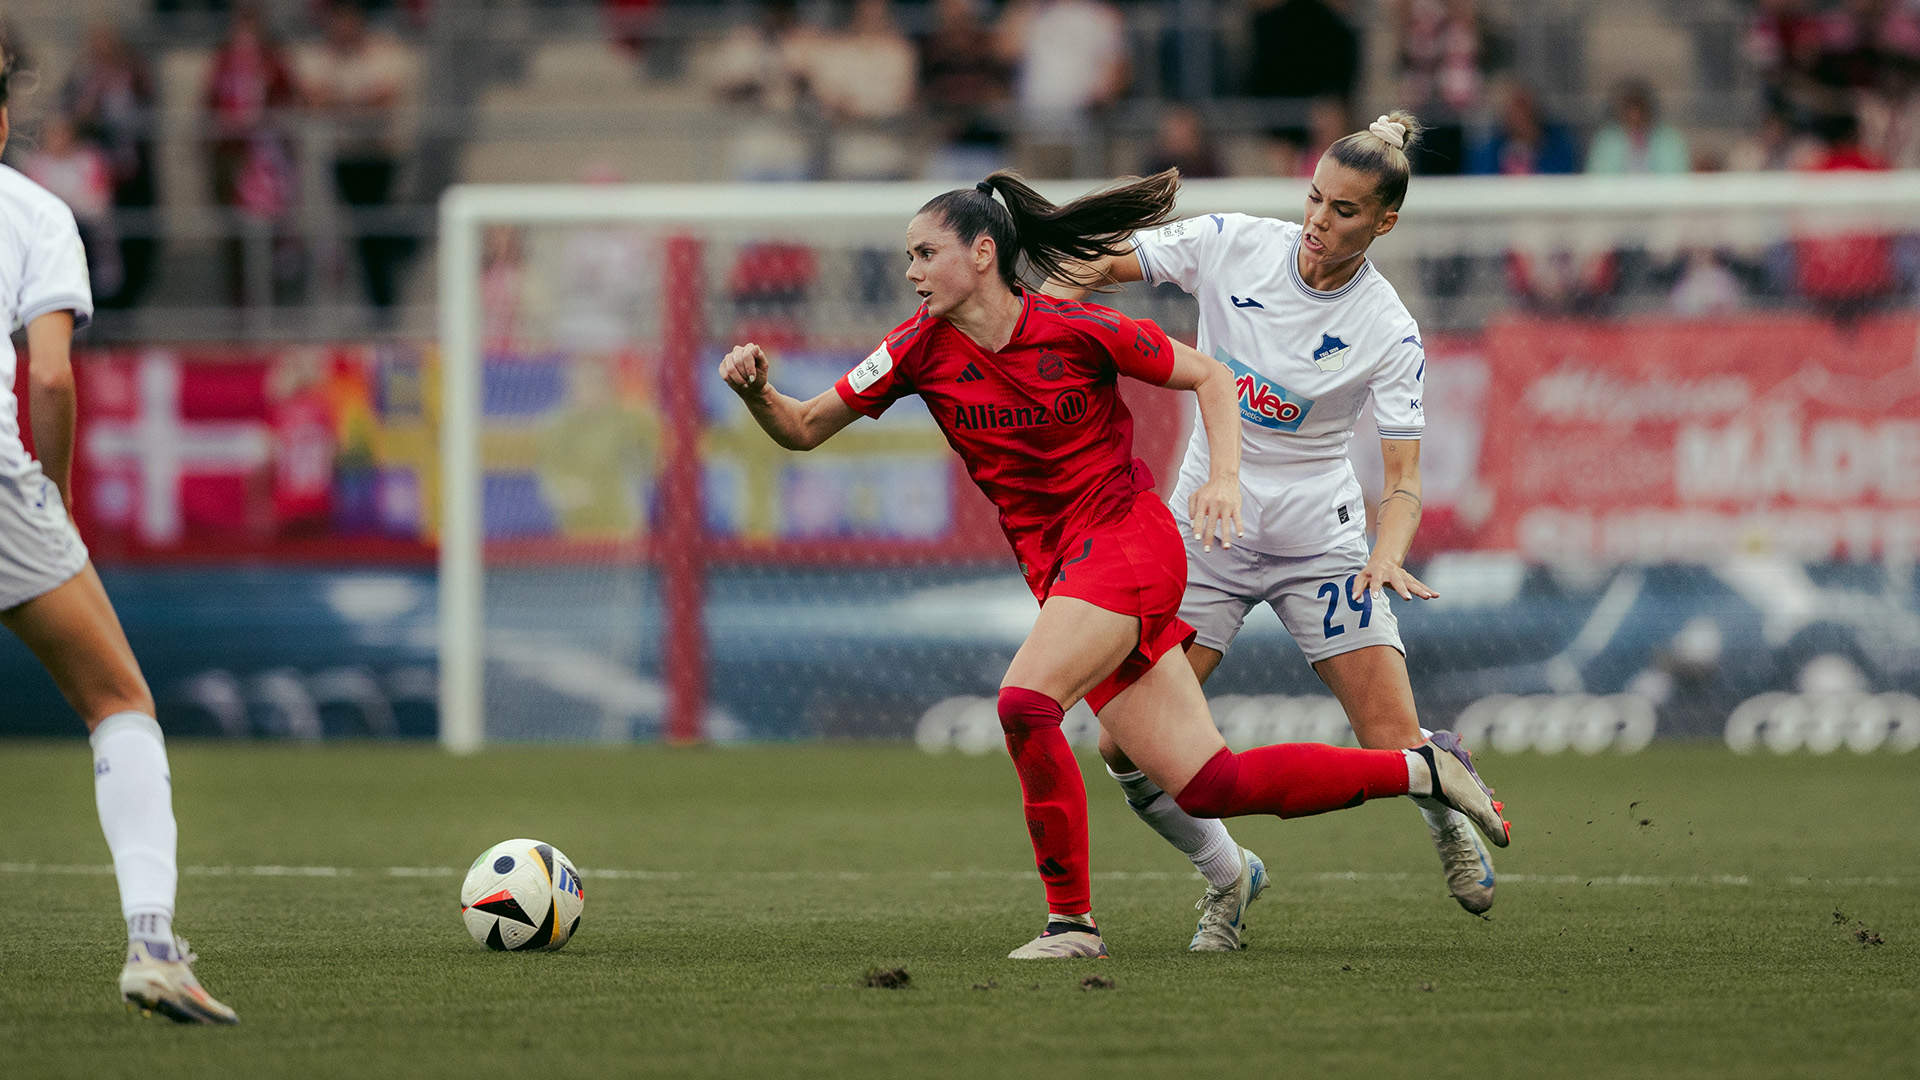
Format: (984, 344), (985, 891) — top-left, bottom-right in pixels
(460, 838), (585, 951)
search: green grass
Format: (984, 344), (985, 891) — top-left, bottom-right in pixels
(1, 742), (1915, 1079)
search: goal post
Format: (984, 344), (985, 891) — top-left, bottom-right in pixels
(436, 173), (1920, 753)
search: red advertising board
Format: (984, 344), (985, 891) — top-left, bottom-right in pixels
(1477, 315), (1920, 564)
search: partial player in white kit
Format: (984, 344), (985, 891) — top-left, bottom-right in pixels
(1055, 112), (1502, 949)
(0, 50), (237, 1024)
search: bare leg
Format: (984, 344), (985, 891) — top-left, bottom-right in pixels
(1312, 645), (1422, 750)
(1098, 641), (1221, 772)
(4, 565), (185, 979)
(0, 563), (153, 729)
(1001, 595), (1139, 705)
(1318, 645), (1494, 913)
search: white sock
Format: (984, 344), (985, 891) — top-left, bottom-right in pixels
(1409, 727), (1462, 829)
(1108, 767), (1244, 890)
(1403, 748), (1434, 798)
(91, 713), (178, 943)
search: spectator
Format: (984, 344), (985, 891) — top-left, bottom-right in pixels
(805, 0), (916, 179)
(602, 0), (663, 70)
(1746, 0), (1827, 122)
(1141, 104), (1221, 179)
(1245, 0), (1359, 101)
(809, 0), (915, 123)
(1469, 86), (1595, 311)
(20, 114), (122, 300)
(481, 225), (535, 354)
(1246, 0), (1359, 161)
(304, 1), (415, 316)
(1806, 109), (1888, 172)
(1669, 249), (1744, 318)
(1266, 95), (1347, 177)
(1859, 65), (1920, 169)
(707, 0), (819, 114)
(1728, 107), (1819, 171)
(204, 3), (302, 305)
(1466, 84), (1577, 175)
(919, 0), (1012, 178)
(1396, 0), (1484, 112)
(1393, 0), (1496, 175)
(61, 21), (157, 308)
(1584, 80), (1689, 175)
(1002, 0), (1128, 177)
(705, 0), (820, 179)
(1796, 112), (1894, 316)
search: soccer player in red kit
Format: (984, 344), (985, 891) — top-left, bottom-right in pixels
(718, 171), (1509, 958)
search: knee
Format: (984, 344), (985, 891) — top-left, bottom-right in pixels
(1172, 748), (1237, 818)
(1174, 784), (1227, 819)
(997, 685), (1063, 736)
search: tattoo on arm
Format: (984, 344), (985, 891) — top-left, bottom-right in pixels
(1381, 488), (1423, 514)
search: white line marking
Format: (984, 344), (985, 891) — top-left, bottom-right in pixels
(0, 863), (1906, 887)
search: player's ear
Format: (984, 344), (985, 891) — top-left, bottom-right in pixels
(1374, 207), (1398, 238)
(975, 234), (996, 274)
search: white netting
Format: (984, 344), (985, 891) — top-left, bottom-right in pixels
(439, 175), (1920, 749)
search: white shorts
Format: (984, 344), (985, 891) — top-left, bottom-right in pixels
(1180, 535), (1403, 663)
(0, 464), (88, 611)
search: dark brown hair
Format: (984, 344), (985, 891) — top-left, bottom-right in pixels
(1327, 110), (1425, 212)
(917, 169), (1182, 290)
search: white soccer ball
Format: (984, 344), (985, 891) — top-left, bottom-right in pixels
(460, 838), (585, 951)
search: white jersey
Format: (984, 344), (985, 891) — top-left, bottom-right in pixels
(1133, 213), (1424, 557)
(0, 164), (94, 479)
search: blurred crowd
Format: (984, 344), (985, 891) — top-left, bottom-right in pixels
(7, 1), (414, 316)
(2, 0), (1917, 321)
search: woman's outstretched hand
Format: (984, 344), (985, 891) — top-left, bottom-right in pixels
(1352, 557), (1438, 603)
(1188, 475), (1244, 552)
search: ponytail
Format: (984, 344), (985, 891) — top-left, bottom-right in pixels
(1328, 110), (1425, 211)
(918, 168), (1183, 290)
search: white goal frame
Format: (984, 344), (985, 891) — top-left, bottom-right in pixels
(436, 172), (1920, 752)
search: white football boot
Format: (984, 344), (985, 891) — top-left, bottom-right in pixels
(1007, 921), (1110, 959)
(120, 938), (239, 1025)
(1430, 811), (1496, 914)
(1189, 847), (1268, 952)
(1419, 732), (1511, 848)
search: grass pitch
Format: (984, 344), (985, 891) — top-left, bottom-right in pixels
(1, 741), (1914, 1080)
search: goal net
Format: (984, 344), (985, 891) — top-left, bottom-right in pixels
(437, 173), (1920, 754)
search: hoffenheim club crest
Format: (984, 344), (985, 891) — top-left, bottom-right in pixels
(1312, 333), (1350, 372)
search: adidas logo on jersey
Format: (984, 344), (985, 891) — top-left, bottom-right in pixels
(957, 362), (985, 383)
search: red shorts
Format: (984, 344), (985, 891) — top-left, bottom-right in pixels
(1027, 490), (1196, 714)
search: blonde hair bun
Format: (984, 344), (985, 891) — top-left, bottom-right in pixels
(1369, 115), (1408, 149)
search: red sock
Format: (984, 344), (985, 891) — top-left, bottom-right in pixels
(997, 686), (1091, 915)
(1173, 743), (1411, 819)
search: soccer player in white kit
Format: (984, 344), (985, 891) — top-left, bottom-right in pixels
(0, 51), (237, 1023)
(1054, 113), (1503, 950)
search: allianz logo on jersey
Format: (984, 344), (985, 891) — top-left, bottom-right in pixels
(950, 388), (1090, 431)
(1222, 352), (1314, 431)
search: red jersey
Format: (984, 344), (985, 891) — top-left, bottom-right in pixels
(834, 291), (1176, 582)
